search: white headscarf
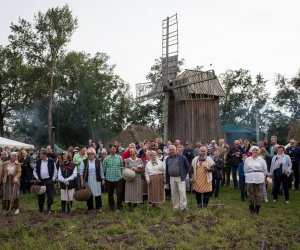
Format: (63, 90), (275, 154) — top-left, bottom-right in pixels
(249, 146), (259, 153)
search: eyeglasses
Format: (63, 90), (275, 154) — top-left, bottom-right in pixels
(88, 153), (95, 155)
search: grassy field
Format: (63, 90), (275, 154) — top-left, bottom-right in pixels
(0, 185), (300, 250)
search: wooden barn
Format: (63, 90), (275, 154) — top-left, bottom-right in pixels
(167, 69), (225, 144)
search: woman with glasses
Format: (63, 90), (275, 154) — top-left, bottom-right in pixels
(80, 148), (105, 211)
(244, 146), (268, 215)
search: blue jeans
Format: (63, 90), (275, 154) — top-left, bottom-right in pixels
(77, 173), (81, 189)
(239, 177), (246, 201)
(232, 165), (238, 189)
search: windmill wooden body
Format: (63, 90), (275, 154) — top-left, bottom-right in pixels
(136, 14), (225, 144)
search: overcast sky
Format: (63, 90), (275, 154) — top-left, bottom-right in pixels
(1, 0), (300, 95)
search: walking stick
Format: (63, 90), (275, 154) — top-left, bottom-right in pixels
(190, 178), (193, 206)
(9, 183), (18, 214)
(66, 184), (71, 214)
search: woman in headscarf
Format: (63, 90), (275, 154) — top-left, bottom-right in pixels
(0, 152), (21, 215)
(191, 146), (214, 208)
(244, 146), (268, 215)
(145, 151), (165, 206)
(124, 148), (144, 208)
(58, 152), (77, 214)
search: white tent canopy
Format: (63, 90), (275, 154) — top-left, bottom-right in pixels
(0, 137), (35, 149)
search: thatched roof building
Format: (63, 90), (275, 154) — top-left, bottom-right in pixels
(112, 125), (160, 148)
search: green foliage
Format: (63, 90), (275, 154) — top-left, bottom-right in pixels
(273, 72), (300, 119)
(220, 69), (269, 127)
(219, 69), (294, 142)
(3, 6), (132, 146)
(0, 46), (32, 137)
(54, 51), (133, 145)
(9, 4), (78, 144)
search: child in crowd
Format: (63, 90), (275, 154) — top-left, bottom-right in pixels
(238, 154), (247, 201)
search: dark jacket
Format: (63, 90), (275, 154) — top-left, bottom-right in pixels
(82, 158), (103, 182)
(35, 158), (55, 180)
(19, 155), (33, 181)
(59, 162), (77, 190)
(285, 146), (300, 164)
(212, 157), (224, 179)
(228, 146), (245, 167)
(183, 148), (195, 165)
(166, 153), (191, 183)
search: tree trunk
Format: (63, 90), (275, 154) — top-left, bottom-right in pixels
(48, 60), (56, 146)
(0, 113), (4, 137)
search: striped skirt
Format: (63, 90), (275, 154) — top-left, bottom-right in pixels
(60, 188), (75, 201)
(148, 174), (165, 204)
(125, 174), (143, 203)
(193, 164), (212, 193)
(86, 175), (102, 197)
(2, 176), (19, 210)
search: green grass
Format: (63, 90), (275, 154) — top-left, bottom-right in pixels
(0, 185), (300, 249)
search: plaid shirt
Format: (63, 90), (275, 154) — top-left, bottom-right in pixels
(103, 154), (123, 182)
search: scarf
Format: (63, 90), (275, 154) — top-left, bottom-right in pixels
(151, 159), (158, 165)
(63, 161), (73, 172)
(273, 154), (284, 170)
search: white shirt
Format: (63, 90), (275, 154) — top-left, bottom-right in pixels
(7, 162), (16, 176)
(33, 159), (57, 181)
(145, 159), (165, 182)
(244, 156), (268, 184)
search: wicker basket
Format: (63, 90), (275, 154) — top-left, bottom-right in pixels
(30, 185), (46, 195)
(74, 187), (92, 201)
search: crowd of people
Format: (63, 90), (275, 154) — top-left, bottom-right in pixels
(0, 135), (299, 216)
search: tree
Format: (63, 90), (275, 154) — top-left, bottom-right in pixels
(53, 51), (132, 145)
(219, 69), (270, 128)
(266, 110), (291, 144)
(0, 46), (32, 137)
(273, 71), (300, 120)
(9, 5), (78, 145)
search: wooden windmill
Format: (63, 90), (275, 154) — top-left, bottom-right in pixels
(136, 14), (225, 144)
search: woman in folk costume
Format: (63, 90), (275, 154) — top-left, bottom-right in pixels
(58, 152), (77, 214)
(145, 151), (165, 205)
(124, 148), (144, 207)
(244, 146), (268, 215)
(191, 146), (214, 208)
(0, 152), (21, 215)
(80, 148), (105, 211)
